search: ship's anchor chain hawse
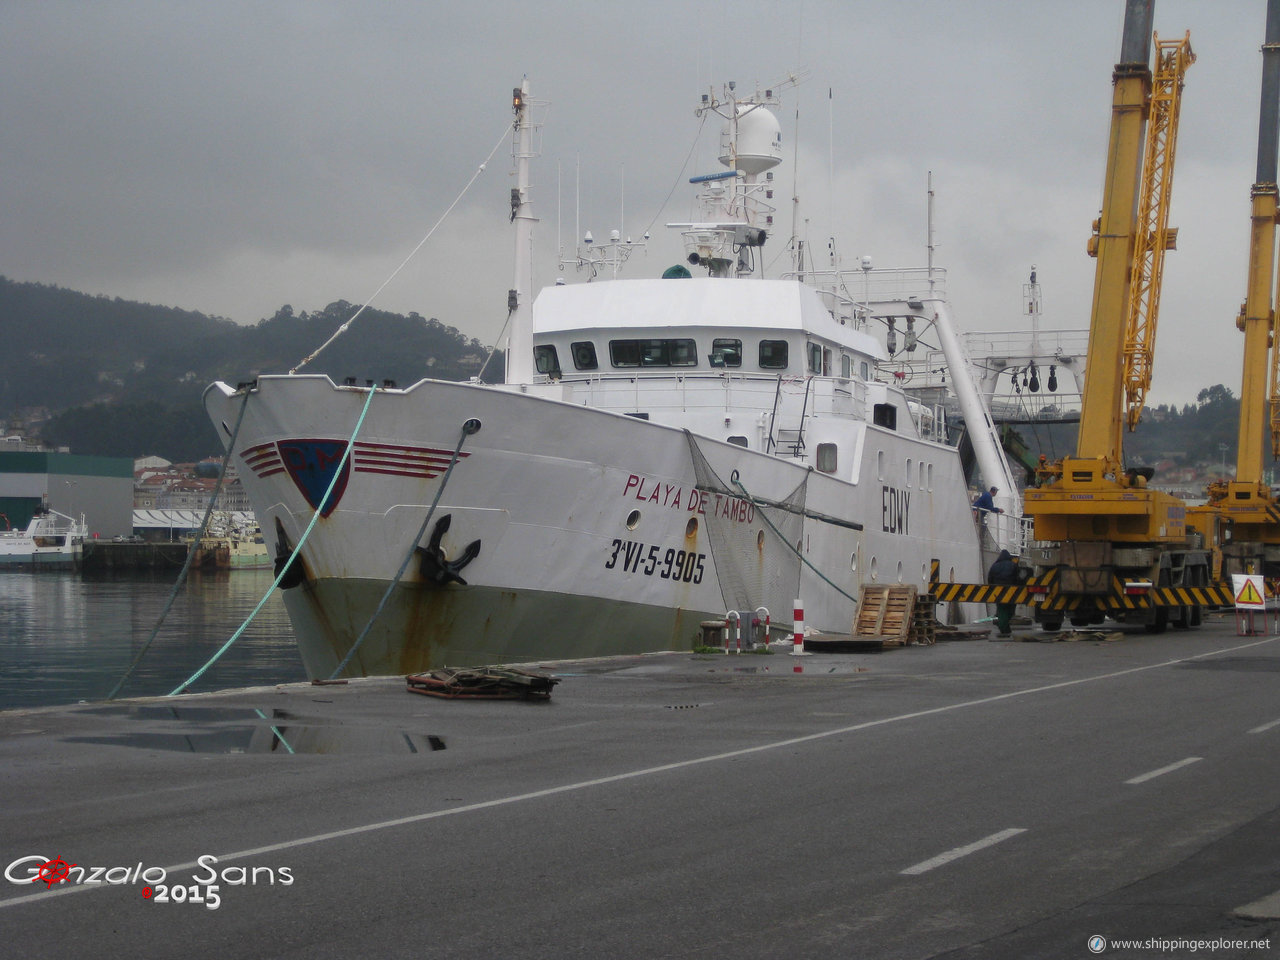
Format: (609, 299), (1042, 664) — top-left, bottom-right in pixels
(416, 514), (481, 585)
(273, 518), (306, 590)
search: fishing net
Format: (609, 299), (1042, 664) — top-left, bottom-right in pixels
(685, 431), (806, 622)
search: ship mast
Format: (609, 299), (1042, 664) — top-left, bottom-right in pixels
(505, 79), (537, 384)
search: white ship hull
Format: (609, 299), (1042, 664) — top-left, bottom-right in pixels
(0, 510), (85, 570)
(205, 374), (982, 679)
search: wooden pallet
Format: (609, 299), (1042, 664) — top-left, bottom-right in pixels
(909, 595), (937, 646)
(852, 584), (918, 647)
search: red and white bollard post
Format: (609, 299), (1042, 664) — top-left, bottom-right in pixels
(724, 611), (741, 654)
(754, 606), (770, 648)
(791, 598), (809, 657)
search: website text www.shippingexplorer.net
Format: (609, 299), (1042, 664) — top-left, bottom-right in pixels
(1087, 935), (1272, 954)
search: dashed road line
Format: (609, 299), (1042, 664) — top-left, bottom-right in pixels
(1125, 757), (1202, 785)
(900, 828), (1028, 876)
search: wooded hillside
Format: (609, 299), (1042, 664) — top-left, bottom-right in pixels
(0, 277), (502, 461)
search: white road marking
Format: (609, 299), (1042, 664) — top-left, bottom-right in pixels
(3, 634), (1277, 910)
(900, 828), (1028, 876)
(1125, 756), (1202, 785)
(1248, 718), (1280, 734)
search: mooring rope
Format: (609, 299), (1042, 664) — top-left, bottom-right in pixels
(291, 122), (513, 374)
(730, 473), (860, 605)
(106, 388), (253, 700)
(327, 417), (480, 679)
(166, 385), (379, 697)
(254, 707), (296, 755)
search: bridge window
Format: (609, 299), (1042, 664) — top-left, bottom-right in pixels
(666, 339), (698, 366)
(534, 345), (561, 376)
(571, 341), (598, 370)
(711, 339), (742, 368)
(807, 343), (822, 373)
(728, 436), (748, 447)
(841, 355), (851, 378)
(760, 340), (789, 369)
(610, 338), (698, 368)
(873, 403), (897, 430)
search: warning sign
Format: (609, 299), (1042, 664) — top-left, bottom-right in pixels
(1232, 574), (1266, 610)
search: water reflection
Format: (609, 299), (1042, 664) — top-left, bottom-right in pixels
(69, 704), (443, 754)
(0, 569), (305, 709)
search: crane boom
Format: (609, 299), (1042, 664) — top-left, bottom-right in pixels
(1073, 0), (1154, 471)
(1122, 33), (1194, 430)
(1238, 0), (1280, 481)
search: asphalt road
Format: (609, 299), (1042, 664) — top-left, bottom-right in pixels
(2, 617), (1279, 959)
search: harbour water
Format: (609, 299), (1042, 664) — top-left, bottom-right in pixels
(0, 569), (305, 710)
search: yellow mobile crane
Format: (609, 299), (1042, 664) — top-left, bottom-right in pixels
(1022, 1), (1219, 631)
(1189, 0), (1280, 581)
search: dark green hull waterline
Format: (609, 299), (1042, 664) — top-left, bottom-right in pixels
(285, 578), (720, 679)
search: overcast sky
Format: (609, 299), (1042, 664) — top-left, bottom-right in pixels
(1, 1), (1271, 406)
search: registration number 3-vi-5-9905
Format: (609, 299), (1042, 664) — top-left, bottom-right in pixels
(605, 539), (706, 583)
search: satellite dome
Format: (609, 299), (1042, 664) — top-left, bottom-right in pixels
(719, 105), (782, 176)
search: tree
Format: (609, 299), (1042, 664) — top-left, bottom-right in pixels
(1197, 384), (1234, 407)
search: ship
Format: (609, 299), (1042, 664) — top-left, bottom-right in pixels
(0, 505), (86, 570)
(203, 79), (1017, 680)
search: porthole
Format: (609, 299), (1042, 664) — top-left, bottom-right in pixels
(870, 556), (878, 581)
(896, 561), (903, 583)
(756, 529), (765, 549)
(626, 510), (641, 530)
(685, 517), (699, 537)
(850, 551), (858, 573)
(921, 562), (928, 583)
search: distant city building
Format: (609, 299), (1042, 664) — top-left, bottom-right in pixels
(130, 459), (253, 534)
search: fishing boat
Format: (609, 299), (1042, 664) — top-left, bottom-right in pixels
(190, 519), (272, 571)
(204, 80), (1014, 680)
(0, 505), (87, 570)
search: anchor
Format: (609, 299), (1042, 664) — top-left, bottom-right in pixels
(273, 518), (307, 590)
(416, 514), (481, 585)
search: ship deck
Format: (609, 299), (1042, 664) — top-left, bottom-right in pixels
(3, 615), (1280, 958)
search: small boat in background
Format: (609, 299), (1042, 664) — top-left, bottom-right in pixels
(0, 506), (86, 570)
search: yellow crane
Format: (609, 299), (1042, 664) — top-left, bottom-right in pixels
(1022, 1), (1215, 631)
(1190, 0), (1280, 580)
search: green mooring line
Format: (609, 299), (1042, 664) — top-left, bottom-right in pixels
(166, 385), (379, 698)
